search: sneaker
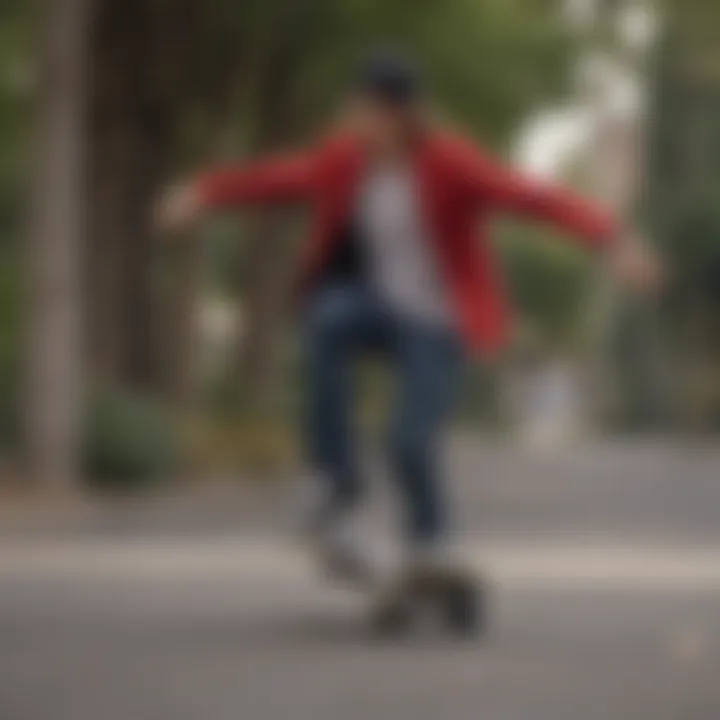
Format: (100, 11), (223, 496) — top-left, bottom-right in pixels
(315, 509), (376, 586)
(293, 473), (375, 586)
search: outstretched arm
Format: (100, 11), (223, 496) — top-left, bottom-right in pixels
(196, 152), (315, 207)
(455, 142), (662, 292)
(157, 151), (315, 232)
(457, 144), (616, 249)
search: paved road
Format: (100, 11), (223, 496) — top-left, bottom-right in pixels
(1, 439), (719, 720)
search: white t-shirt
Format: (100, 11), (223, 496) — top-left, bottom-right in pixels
(357, 163), (453, 327)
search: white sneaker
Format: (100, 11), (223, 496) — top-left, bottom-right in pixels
(293, 473), (374, 585)
(316, 510), (376, 586)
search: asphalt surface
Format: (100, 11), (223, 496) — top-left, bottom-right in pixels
(1, 438), (719, 720)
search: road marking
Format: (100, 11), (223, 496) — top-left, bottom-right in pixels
(2, 538), (720, 591)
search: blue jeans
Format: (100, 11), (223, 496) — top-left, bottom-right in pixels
(303, 283), (463, 544)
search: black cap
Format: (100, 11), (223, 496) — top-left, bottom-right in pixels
(355, 49), (423, 105)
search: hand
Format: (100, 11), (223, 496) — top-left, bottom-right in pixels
(608, 233), (664, 295)
(155, 181), (203, 235)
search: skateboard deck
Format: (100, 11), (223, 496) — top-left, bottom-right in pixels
(368, 566), (487, 636)
(316, 539), (487, 636)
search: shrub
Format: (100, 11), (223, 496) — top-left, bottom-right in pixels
(83, 387), (181, 492)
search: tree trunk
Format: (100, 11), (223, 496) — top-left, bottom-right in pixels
(161, 232), (205, 407)
(24, 0), (90, 490)
(236, 212), (298, 412)
(234, 23), (310, 412)
(87, 0), (165, 391)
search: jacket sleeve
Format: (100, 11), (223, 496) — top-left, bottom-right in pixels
(455, 143), (618, 250)
(195, 151), (316, 208)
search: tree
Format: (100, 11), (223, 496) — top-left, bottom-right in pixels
(83, 0), (576, 409)
(645, 0), (720, 427)
(24, 0), (91, 489)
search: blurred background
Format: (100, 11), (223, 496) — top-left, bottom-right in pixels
(1, 2), (720, 718)
(0, 0), (719, 491)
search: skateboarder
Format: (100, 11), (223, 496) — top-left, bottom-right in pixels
(158, 49), (659, 629)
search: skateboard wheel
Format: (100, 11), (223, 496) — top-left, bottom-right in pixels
(443, 576), (485, 636)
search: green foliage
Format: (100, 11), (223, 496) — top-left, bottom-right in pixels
(499, 223), (594, 350)
(83, 387), (181, 491)
(0, 248), (19, 449)
(156, 0), (576, 161)
(0, 369), (16, 450)
(0, 0), (32, 235)
(0, 373), (182, 487)
(271, 0), (574, 147)
(1, 0), (644, 483)
(0, 1), (30, 452)
(643, 0), (720, 424)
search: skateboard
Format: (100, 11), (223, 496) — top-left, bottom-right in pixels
(316, 539), (487, 637)
(368, 565), (487, 637)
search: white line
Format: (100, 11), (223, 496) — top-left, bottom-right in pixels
(2, 539), (720, 591)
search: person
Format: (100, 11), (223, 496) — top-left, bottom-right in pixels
(157, 50), (659, 590)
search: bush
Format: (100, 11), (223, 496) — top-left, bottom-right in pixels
(0, 379), (181, 490)
(83, 387), (181, 492)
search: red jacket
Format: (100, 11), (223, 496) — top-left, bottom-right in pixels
(196, 132), (616, 355)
